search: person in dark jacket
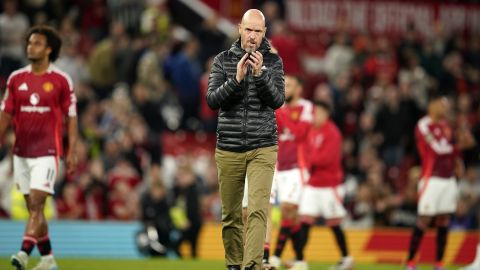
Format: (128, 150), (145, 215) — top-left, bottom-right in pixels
(206, 9), (285, 270)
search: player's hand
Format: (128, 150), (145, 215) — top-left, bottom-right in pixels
(236, 53), (250, 83)
(247, 51), (263, 76)
(66, 150), (78, 175)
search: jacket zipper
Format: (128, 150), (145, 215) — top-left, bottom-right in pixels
(243, 71), (248, 148)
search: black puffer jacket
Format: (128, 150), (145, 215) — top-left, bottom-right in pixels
(207, 38), (285, 152)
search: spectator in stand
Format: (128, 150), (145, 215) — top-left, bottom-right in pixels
(56, 181), (86, 219)
(164, 38), (202, 130)
(323, 33), (354, 82)
(196, 14), (228, 69)
(88, 21), (130, 99)
(199, 57), (218, 132)
(269, 21), (302, 76)
(172, 162), (203, 258)
(0, 0), (29, 83)
(140, 168), (180, 256)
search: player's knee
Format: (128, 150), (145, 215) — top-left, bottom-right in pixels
(416, 216), (431, 229)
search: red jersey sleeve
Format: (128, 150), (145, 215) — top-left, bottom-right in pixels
(59, 74), (77, 117)
(1, 74), (16, 115)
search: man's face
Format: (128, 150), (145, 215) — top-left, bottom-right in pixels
(27, 33), (50, 62)
(239, 17), (266, 52)
(285, 76), (300, 103)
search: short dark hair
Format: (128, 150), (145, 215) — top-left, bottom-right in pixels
(313, 100), (332, 114)
(286, 74), (303, 86)
(26, 25), (62, 62)
(427, 91), (448, 104)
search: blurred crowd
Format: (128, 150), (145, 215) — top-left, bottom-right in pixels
(0, 0), (479, 244)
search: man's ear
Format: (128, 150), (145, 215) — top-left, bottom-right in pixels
(263, 27), (267, 38)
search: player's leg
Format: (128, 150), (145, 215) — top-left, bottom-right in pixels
(11, 156), (34, 270)
(406, 177), (438, 270)
(433, 178), (458, 270)
(215, 148), (248, 269)
(289, 185), (322, 270)
(322, 187), (352, 270)
(28, 157), (58, 270)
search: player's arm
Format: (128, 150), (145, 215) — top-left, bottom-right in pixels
(66, 115), (78, 174)
(0, 112), (12, 140)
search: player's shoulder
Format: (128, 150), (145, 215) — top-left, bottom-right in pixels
(49, 64), (74, 90)
(6, 65), (31, 85)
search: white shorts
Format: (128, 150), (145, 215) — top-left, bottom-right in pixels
(13, 155), (59, 195)
(418, 176), (458, 216)
(242, 176), (277, 208)
(275, 168), (306, 205)
(299, 185), (347, 219)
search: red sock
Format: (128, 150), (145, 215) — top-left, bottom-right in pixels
(37, 235), (52, 256)
(21, 235), (37, 255)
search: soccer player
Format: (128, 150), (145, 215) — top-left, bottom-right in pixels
(0, 25), (78, 270)
(268, 75), (313, 269)
(294, 101), (353, 270)
(405, 94), (472, 270)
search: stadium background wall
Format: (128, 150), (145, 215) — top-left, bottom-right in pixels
(0, 221), (476, 264)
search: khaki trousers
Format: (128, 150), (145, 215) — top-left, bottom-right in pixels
(215, 145), (277, 269)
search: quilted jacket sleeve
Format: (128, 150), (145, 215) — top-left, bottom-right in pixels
(206, 53), (242, 110)
(254, 54), (285, 110)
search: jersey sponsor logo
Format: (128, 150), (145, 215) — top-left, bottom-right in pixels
(20, 106), (51, 113)
(18, 83), (28, 91)
(42, 82), (54, 92)
(30, 93), (40, 105)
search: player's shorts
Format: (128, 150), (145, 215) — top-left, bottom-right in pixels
(418, 176), (458, 216)
(242, 175), (277, 208)
(13, 155), (59, 195)
(299, 185), (346, 219)
(275, 168), (307, 205)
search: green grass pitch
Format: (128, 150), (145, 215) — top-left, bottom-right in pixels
(0, 258), (465, 270)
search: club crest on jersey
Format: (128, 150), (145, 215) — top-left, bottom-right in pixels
(291, 111), (299, 121)
(43, 82), (54, 92)
(30, 93), (40, 105)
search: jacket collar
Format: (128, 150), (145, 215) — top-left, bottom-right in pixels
(230, 38), (271, 58)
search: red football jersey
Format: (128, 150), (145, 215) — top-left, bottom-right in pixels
(416, 116), (458, 179)
(306, 120), (343, 187)
(1, 64), (77, 157)
(275, 99), (313, 171)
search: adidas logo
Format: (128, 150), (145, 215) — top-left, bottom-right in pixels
(18, 83), (28, 91)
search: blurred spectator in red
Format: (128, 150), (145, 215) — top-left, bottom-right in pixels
(363, 36), (398, 86)
(270, 21), (302, 76)
(56, 182), (87, 219)
(199, 57), (218, 132)
(108, 180), (139, 220)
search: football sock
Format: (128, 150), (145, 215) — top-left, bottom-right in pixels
(21, 235), (37, 256)
(295, 223), (311, 261)
(436, 226), (448, 263)
(407, 226), (425, 261)
(263, 243), (270, 262)
(290, 223), (303, 260)
(331, 225), (348, 257)
(274, 220), (293, 257)
(37, 234), (52, 256)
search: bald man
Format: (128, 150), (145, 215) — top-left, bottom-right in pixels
(207, 9), (285, 270)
